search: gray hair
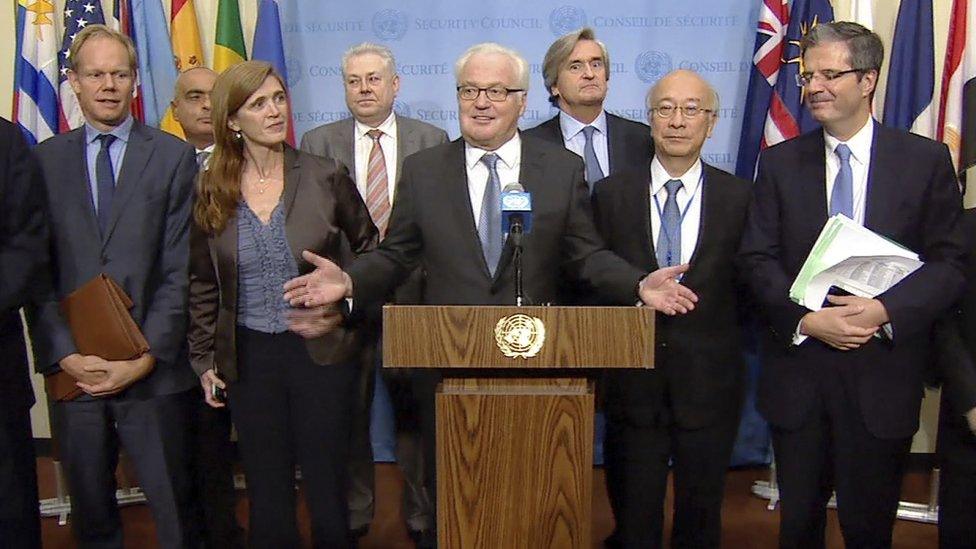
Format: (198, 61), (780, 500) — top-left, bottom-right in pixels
(341, 42), (397, 77)
(542, 27), (610, 105)
(454, 43), (530, 91)
(645, 70), (721, 114)
(800, 21), (884, 73)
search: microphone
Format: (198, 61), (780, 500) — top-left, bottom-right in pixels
(500, 183), (532, 305)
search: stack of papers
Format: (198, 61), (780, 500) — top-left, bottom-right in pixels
(789, 215), (922, 311)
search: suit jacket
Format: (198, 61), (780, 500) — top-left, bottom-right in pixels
(593, 162), (751, 429)
(0, 118), (48, 412)
(187, 147), (378, 381)
(29, 120), (198, 398)
(347, 135), (645, 309)
(738, 122), (966, 439)
(522, 112), (653, 175)
(300, 114), (448, 307)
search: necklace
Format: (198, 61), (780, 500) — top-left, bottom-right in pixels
(249, 154), (278, 194)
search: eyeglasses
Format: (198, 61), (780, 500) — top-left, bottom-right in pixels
(566, 59), (605, 75)
(795, 68), (864, 87)
(652, 105), (714, 119)
(457, 86), (524, 102)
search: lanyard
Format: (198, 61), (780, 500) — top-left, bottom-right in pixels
(652, 172), (704, 262)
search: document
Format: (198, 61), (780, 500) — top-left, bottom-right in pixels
(790, 214), (922, 311)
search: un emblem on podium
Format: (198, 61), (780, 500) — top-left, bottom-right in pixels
(494, 314), (546, 359)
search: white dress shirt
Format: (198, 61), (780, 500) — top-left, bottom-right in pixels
(464, 133), (522, 230)
(559, 109), (609, 178)
(824, 118), (873, 225)
(649, 156), (704, 265)
(353, 112), (398, 203)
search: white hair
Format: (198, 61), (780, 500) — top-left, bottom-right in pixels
(453, 42), (529, 91)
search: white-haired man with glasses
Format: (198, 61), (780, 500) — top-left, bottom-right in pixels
(739, 21), (965, 547)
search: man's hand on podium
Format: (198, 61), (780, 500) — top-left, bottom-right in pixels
(284, 250), (353, 308)
(638, 264), (698, 316)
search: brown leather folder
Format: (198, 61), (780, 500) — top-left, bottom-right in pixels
(45, 274), (150, 401)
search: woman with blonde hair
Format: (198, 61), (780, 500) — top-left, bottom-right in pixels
(188, 60), (377, 547)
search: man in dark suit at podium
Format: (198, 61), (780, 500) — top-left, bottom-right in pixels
(593, 70), (751, 548)
(738, 22), (966, 547)
(0, 117), (47, 549)
(284, 41), (697, 547)
(524, 27), (652, 190)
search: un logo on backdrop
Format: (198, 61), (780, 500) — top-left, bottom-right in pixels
(635, 51), (673, 83)
(372, 9), (408, 41)
(549, 6), (586, 36)
(393, 100), (412, 118)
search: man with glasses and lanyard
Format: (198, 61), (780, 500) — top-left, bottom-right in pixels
(592, 69), (752, 549)
(739, 21), (965, 547)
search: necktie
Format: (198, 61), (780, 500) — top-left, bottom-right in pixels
(656, 179), (683, 268)
(830, 144), (854, 219)
(96, 134), (118, 236)
(478, 153), (502, 276)
(196, 149), (211, 169)
(365, 129), (391, 237)
(581, 125), (605, 191)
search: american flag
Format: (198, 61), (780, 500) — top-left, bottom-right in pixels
(57, 0), (108, 132)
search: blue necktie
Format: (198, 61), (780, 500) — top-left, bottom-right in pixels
(96, 134), (118, 236)
(830, 143), (854, 219)
(581, 125), (605, 192)
(656, 179), (683, 268)
(478, 153), (502, 276)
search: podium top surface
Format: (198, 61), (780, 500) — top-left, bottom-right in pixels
(382, 305), (654, 369)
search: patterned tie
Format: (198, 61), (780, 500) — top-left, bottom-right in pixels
(365, 129), (391, 237)
(196, 149), (211, 169)
(478, 153), (503, 276)
(581, 125), (605, 192)
(830, 144), (854, 219)
(96, 134), (117, 236)
(656, 179), (683, 267)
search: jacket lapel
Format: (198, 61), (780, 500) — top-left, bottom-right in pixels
(444, 139), (492, 278)
(796, 132), (829, 239)
(66, 129), (101, 240)
(281, 146), (304, 261)
(333, 118), (355, 178)
(214, 218), (238, 312)
(394, 114), (413, 187)
(864, 122), (898, 234)
(102, 122), (153, 247)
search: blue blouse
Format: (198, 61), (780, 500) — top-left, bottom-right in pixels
(236, 202), (299, 333)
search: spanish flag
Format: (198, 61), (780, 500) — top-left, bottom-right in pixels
(214, 0), (247, 73)
(161, 0), (206, 138)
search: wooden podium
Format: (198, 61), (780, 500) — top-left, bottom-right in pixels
(383, 305), (654, 548)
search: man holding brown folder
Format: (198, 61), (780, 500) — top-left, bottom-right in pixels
(27, 26), (199, 548)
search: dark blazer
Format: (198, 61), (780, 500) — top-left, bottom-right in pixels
(347, 135), (645, 309)
(523, 112), (653, 175)
(29, 120), (198, 398)
(593, 162), (751, 429)
(738, 122), (966, 439)
(187, 147), (378, 381)
(0, 119), (48, 412)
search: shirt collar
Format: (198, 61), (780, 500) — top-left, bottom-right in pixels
(823, 117), (874, 165)
(85, 115), (134, 145)
(465, 132), (521, 171)
(196, 143), (215, 155)
(558, 109), (608, 140)
(354, 111), (397, 140)
(649, 155), (703, 197)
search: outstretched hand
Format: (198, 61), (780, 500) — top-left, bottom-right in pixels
(283, 250), (351, 307)
(638, 264), (698, 315)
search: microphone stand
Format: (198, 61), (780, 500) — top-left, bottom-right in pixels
(511, 218), (524, 306)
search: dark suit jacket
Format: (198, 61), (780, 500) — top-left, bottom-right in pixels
(347, 135), (645, 309)
(0, 119), (48, 412)
(523, 112), (653, 175)
(187, 147), (378, 381)
(593, 162), (751, 429)
(738, 122), (966, 439)
(29, 120), (199, 398)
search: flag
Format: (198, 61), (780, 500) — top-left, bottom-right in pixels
(14, 0), (59, 145)
(735, 0), (834, 179)
(129, 0), (179, 128)
(253, 0), (295, 145)
(57, 0), (108, 132)
(214, 0), (247, 72)
(160, 0), (206, 139)
(883, 0), (936, 137)
(940, 0), (976, 181)
(111, 0), (144, 123)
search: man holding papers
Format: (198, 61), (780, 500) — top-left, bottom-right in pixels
(738, 21), (966, 548)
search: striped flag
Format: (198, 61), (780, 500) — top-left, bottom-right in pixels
(112, 0), (145, 123)
(735, 0), (834, 179)
(883, 0), (936, 137)
(57, 0), (108, 132)
(940, 0), (976, 182)
(214, 0), (247, 72)
(160, 0), (206, 138)
(253, 0), (295, 145)
(14, 0), (60, 145)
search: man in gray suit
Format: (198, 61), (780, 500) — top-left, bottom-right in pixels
(300, 42), (448, 541)
(28, 25), (198, 548)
